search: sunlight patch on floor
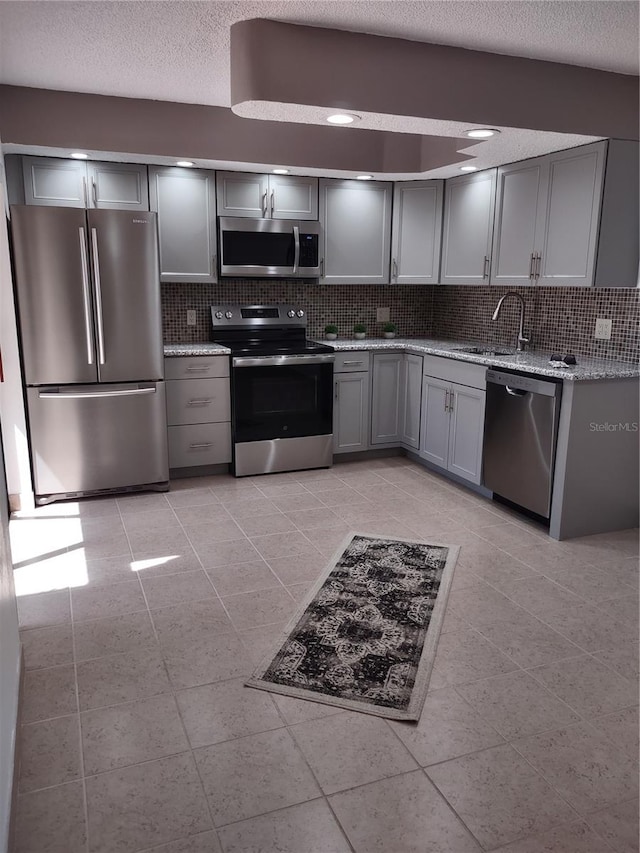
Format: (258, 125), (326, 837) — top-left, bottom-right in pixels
(13, 547), (89, 596)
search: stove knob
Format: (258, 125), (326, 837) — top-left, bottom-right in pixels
(225, 311), (233, 319)
(214, 311), (223, 319)
(296, 309), (305, 318)
(287, 310), (295, 318)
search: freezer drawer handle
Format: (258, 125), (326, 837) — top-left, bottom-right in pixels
(505, 386), (528, 397)
(91, 228), (106, 366)
(189, 442), (215, 449)
(342, 360), (364, 366)
(78, 228), (94, 366)
(38, 387), (156, 399)
(185, 366), (211, 373)
(187, 399), (213, 406)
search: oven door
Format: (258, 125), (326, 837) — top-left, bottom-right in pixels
(219, 217), (320, 277)
(232, 355), (334, 443)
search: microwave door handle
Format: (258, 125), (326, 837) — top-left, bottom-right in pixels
(292, 225), (300, 274)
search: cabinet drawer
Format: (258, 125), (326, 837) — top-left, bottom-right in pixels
(164, 356), (229, 380)
(168, 423), (231, 468)
(334, 351), (370, 373)
(166, 378), (230, 425)
(422, 355), (486, 390)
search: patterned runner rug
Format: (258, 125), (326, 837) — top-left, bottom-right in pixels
(246, 532), (459, 721)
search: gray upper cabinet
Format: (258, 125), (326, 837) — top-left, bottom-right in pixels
(320, 179), (393, 284)
(22, 156), (87, 207)
(86, 162), (149, 211)
(391, 181), (443, 284)
(371, 353), (403, 445)
(216, 171), (318, 220)
(149, 166), (217, 284)
(440, 169), (496, 285)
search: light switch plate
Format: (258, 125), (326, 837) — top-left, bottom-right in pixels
(186, 310), (197, 326)
(594, 318), (612, 340)
(376, 307), (390, 322)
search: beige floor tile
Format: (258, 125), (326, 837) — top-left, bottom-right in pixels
(80, 533), (133, 562)
(475, 610), (583, 669)
(76, 647), (172, 710)
(527, 654), (638, 717)
(284, 507), (342, 530)
(73, 610), (158, 661)
(489, 819), (618, 852)
(14, 781), (87, 853)
(429, 628), (519, 690)
(127, 526), (198, 560)
(130, 550), (205, 578)
(513, 722), (639, 815)
(256, 482), (309, 498)
(16, 589), (71, 630)
(22, 664), (77, 723)
(593, 642), (639, 682)
(290, 713), (417, 795)
(224, 497), (280, 519)
(238, 622), (289, 665)
(221, 586), (295, 630)
(287, 581), (311, 600)
(235, 512), (297, 537)
(83, 555), (142, 587)
(205, 559), (280, 597)
(270, 693), (346, 725)
(151, 599), (233, 646)
(81, 694), (189, 774)
(301, 525), (352, 555)
(165, 486), (220, 508)
(176, 678), (283, 747)
(269, 492), (326, 512)
(588, 705), (639, 750)
(497, 575), (597, 620)
(173, 503), (234, 527)
(192, 537), (261, 569)
(426, 743), (577, 849)
(161, 632), (253, 690)
(540, 564), (635, 605)
(141, 569), (216, 610)
(329, 770), (481, 853)
(116, 492), (171, 516)
(195, 728), (321, 826)
(446, 582), (528, 629)
(317, 486), (372, 507)
(216, 799), (350, 853)
(180, 517), (246, 545)
(587, 798), (639, 853)
(251, 530), (321, 560)
(541, 601), (638, 652)
(600, 593), (639, 626)
(456, 670), (581, 740)
(138, 831), (223, 853)
(389, 687), (505, 766)
(71, 578), (146, 621)
(265, 552), (328, 585)
(19, 714), (81, 792)
(121, 508), (181, 533)
(85, 752), (212, 853)
(20, 625), (74, 670)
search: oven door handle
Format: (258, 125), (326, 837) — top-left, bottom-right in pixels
(233, 354), (335, 368)
(292, 225), (300, 274)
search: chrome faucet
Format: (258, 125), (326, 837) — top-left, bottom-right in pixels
(492, 291), (530, 352)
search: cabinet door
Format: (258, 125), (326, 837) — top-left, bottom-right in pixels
(440, 169), (496, 285)
(87, 162), (149, 210)
(371, 353), (403, 445)
(320, 179), (392, 284)
(269, 175), (318, 220)
(537, 142), (606, 287)
(391, 181), (443, 284)
(22, 156), (87, 207)
(333, 372), (370, 453)
(491, 158), (547, 286)
(216, 172), (269, 218)
(149, 167), (217, 283)
(419, 376), (450, 468)
(447, 383), (486, 484)
(401, 354), (423, 449)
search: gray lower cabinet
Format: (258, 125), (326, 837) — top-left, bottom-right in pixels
(216, 171), (318, 220)
(333, 371), (370, 454)
(320, 179), (393, 284)
(164, 356), (231, 468)
(391, 181), (443, 284)
(370, 351), (424, 449)
(400, 354), (423, 449)
(440, 169), (497, 285)
(149, 167), (217, 283)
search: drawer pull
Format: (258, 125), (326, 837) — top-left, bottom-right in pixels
(343, 360), (365, 366)
(187, 399), (213, 406)
(185, 366), (211, 372)
(189, 442), (215, 449)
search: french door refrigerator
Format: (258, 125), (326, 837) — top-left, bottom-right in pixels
(10, 205), (169, 503)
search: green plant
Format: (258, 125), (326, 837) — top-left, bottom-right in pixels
(324, 323), (338, 334)
(383, 322), (396, 333)
(353, 323), (367, 334)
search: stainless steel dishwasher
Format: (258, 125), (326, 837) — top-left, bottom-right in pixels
(482, 370), (562, 518)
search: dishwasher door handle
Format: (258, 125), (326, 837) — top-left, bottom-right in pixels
(505, 386), (528, 397)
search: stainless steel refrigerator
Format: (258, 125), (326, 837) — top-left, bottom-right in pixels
(10, 205), (169, 503)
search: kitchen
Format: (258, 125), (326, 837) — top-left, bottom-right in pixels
(0, 5), (638, 849)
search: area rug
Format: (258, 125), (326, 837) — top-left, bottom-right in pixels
(246, 532), (459, 721)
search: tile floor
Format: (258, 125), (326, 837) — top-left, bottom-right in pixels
(8, 456), (639, 853)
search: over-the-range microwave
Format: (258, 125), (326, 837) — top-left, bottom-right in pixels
(218, 217), (321, 278)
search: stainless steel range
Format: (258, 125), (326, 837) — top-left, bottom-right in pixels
(211, 305), (335, 477)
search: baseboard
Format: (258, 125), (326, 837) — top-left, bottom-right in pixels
(333, 448), (404, 464)
(169, 463), (230, 480)
(7, 645), (24, 853)
(405, 451), (493, 498)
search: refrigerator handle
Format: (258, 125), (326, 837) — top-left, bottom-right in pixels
(78, 228), (95, 366)
(90, 228), (106, 365)
(38, 387), (157, 400)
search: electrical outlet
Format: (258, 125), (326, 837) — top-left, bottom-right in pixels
(376, 307), (390, 322)
(186, 310), (197, 326)
(594, 318), (612, 340)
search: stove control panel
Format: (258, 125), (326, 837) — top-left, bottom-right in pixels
(211, 305), (308, 329)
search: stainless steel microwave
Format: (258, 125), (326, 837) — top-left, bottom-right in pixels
(218, 217), (321, 278)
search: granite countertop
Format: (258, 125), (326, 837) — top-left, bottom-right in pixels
(164, 339), (638, 381)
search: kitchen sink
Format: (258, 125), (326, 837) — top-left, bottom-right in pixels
(453, 346), (515, 357)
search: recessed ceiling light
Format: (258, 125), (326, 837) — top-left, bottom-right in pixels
(70, 152), (88, 159)
(327, 113), (359, 125)
(356, 175), (374, 180)
(460, 165), (478, 172)
(176, 160), (194, 167)
(464, 128), (500, 139)
(272, 169), (289, 174)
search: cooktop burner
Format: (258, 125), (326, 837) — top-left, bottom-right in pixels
(228, 339), (334, 357)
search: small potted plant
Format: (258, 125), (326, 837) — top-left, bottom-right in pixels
(383, 322), (397, 339)
(324, 323), (338, 340)
(353, 323), (367, 340)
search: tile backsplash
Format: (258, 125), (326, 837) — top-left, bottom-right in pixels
(162, 281), (639, 363)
